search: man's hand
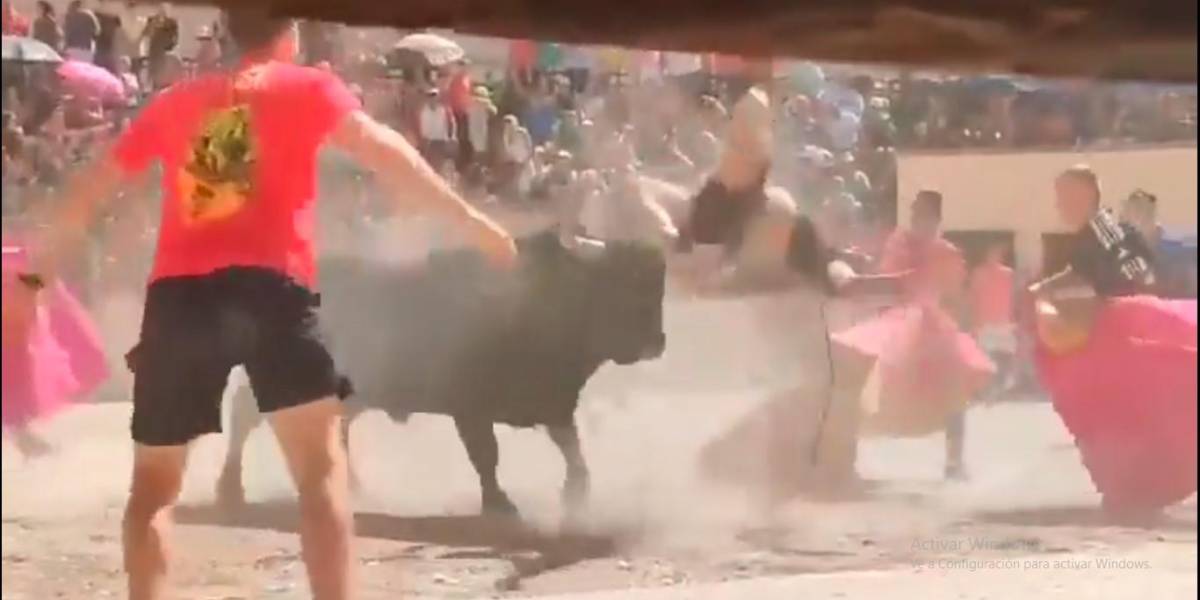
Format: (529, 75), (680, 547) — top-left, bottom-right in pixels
(21, 153), (128, 287)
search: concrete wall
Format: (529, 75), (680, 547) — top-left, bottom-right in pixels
(897, 144), (1199, 274)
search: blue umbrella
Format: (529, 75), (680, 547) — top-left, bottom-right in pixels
(2, 35), (63, 64)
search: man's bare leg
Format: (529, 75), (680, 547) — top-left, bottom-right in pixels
(944, 410), (968, 480)
(124, 444), (188, 600)
(269, 397), (354, 600)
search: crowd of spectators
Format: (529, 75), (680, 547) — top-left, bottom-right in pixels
(343, 45), (1196, 230)
(4, 6), (1198, 231)
(3, 10), (1196, 386)
(3, 1), (196, 208)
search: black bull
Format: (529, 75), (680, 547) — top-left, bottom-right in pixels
(216, 231), (667, 516)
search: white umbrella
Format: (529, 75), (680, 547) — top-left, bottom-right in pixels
(2, 35), (62, 64)
(393, 32), (465, 67)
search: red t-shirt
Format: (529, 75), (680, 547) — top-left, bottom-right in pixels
(509, 40), (536, 71)
(447, 72), (472, 114)
(113, 61), (360, 287)
(2, 7), (29, 36)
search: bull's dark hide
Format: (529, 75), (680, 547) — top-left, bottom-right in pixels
(317, 231), (666, 427)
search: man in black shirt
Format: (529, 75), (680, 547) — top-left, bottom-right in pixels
(62, 0), (99, 63)
(31, 2), (62, 51)
(93, 6), (123, 74)
(1042, 165), (1158, 299)
(140, 4), (179, 89)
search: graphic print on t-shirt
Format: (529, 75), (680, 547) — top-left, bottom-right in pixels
(177, 104), (257, 226)
(1086, 208), (1156, 289)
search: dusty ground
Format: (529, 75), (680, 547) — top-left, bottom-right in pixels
(3, 277), (1197, 599)
(4, 383), (1196, 598)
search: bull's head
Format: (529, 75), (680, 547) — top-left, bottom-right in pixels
(565, 235), (667, 365)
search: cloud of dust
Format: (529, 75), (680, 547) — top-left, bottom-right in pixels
(70, 157), (880, 551)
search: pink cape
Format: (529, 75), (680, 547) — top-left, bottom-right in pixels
(830, 231), (995, 437)
(833, 303), (995, 436)
(1035, 296), (1197, 512)
(2, 246), (109, 429)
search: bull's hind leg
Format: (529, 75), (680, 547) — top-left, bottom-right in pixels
(218, 383), (262, 507)
(341, 402), (364, 493)
(547, 421), (590, 518)
(453, 416), (519, 517)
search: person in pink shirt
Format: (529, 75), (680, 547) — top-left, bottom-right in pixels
(1, 8), (516, 600)
(833, 191), (994, 481)
(969, 241), (1016, 397)
(2, 241), (108, 459)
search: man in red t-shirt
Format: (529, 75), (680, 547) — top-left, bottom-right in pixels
(3, 9), (516, 600)
(1, 0), (30, 36)
(446, 59), (474, 173)
(969, 241), (1016, 396)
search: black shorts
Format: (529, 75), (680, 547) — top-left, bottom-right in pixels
(680, 177), (768, 253)
(127, 267), (351, 446)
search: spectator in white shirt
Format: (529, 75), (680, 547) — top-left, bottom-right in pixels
(496, 114), (533, 201)
(418, 88), (456, 174)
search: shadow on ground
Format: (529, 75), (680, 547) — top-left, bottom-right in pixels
(174, 501), (621, 577)
(972, 505), (1198, 532)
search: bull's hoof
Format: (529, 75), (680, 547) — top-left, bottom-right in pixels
(482, 491), (521, 519)
(943, 462), (969, 482)
(216, 472), (246, 509)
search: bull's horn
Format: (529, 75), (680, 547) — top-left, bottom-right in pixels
(567, 235), (607, 259)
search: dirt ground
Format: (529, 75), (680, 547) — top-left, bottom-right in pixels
(4, 382), (1196, 598)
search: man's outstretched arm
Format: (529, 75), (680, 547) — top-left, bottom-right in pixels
(23, 151), (129, 284)
(330, 110), (517, 269)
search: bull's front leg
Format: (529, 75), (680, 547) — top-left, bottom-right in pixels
(218, 383), (262, 508)
(547, 420), (590, 518)
(453, 415), (519, 517)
